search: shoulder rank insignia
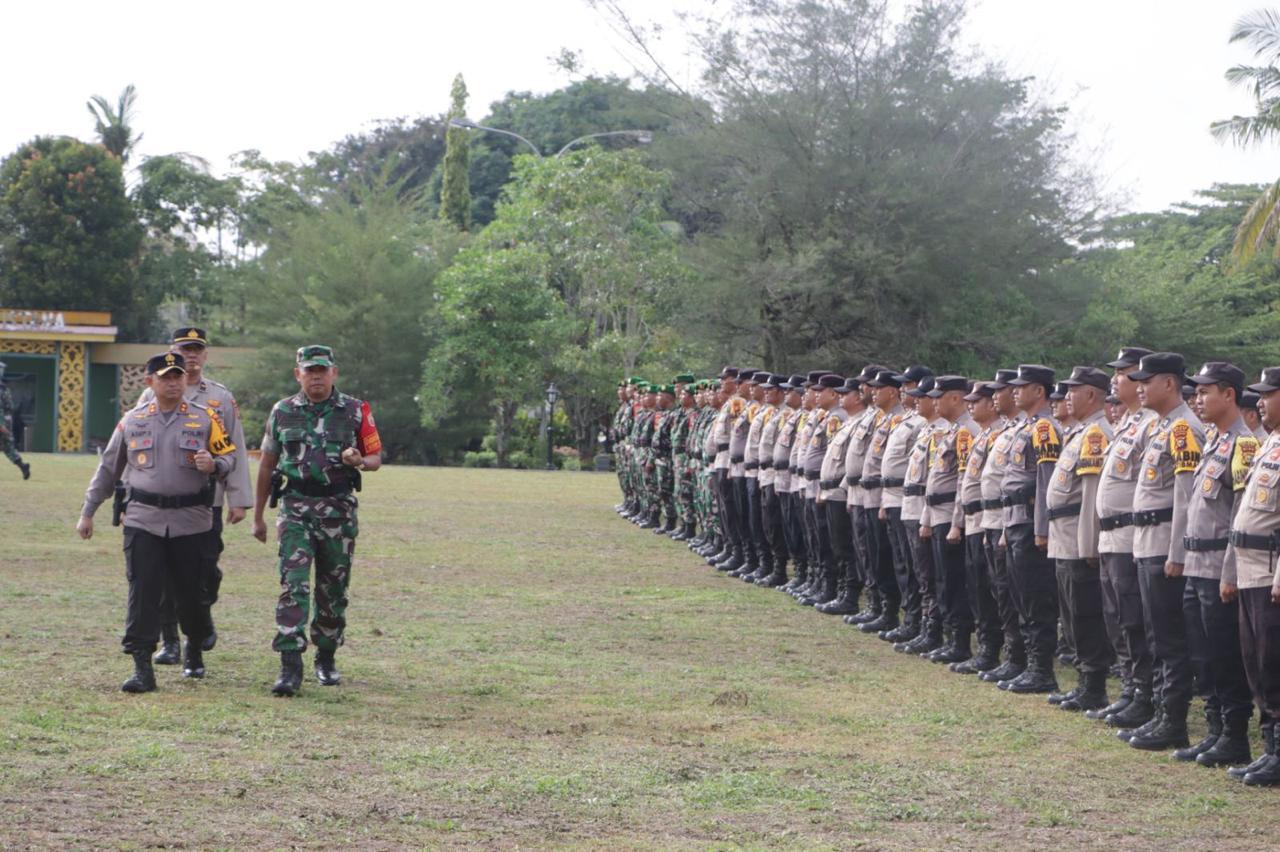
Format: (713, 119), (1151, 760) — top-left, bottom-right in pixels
(955, 427), (973, 468)
(826, 416), (841, 438)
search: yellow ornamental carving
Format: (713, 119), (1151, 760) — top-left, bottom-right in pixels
(118, 365), (147, 416)
(0, 340), (57, 355)
(57, 341), (86, 452)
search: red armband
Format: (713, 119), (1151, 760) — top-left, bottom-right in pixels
(357, 400), (382, 455)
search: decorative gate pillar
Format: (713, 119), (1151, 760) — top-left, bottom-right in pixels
(57, 341), (87, 452)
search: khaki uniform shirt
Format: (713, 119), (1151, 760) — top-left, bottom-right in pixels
(1000, 405), (1061, 536)
(817, 408), (851, 503)
(881, 411), (925, 511)
(772, 407), (799, 492)
(903, 418), (946, 522)
(82, 400), (236, 537)
(757, 404), (782, 489)
(957, 420), (1002, 536)
(1226, 431), (1280, 590)
(925, 413), (976, 528)
(979, 416), (1016, 532)
(138, 377), (251, 509)
(745, 402), (773, 480)
(1184, 416), (1258, 580)
(839, 407), (874, 509)
(789, 410), (815, 495)
(1047, 410), (1112, 560)
(862, 405), (905, 511)
(712, 398), (740, 471)
(803, 408), (831, 499)
(1094, 408), (1158, 554)
(1133, 401), (1206, 562)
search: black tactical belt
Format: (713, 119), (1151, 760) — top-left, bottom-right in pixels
(926, 491), (957, 507)
(745, 461), (759, 471)
(904, 484), (926, 497)
(861, 477), (882, 490)
(731, 455), (745, 464)
(1099, 513), (1133, 531)
(1000, 489), (1034, 508)
(819, 478), (838, 489)
(1131, 508), (1174, 527)
(962, 500), (983, 515)
(760, 460), (773, 470)
(1183, 536), (1229, 552)
(717, 442), (730, 452)
(1047, 503), (1082, 522)
(882, 477), (905, 488)
(805, 471), (820, 481)
(1230, 530), (1278, 551)
(128, 486), (214, 510)
(285, 478), (353, 498)
(982, 498), (1004, 511)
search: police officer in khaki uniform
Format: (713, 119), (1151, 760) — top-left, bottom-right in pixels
(1177, 362), (1258, 767)
(998, 364), (1063, 694)
(897, 376), (947, 653)
(786, 375), (824, 597)
(78, 352), (237, 692)
(709, 368), (741, 570)
(978, 369), (1024, 684)
(1223, 367), (1280, 785)
(801, 373), (845, 606)
(1124, 352), (1206, 751)
(812, 375), (860, 614)
(1047, 367), (1114, 711)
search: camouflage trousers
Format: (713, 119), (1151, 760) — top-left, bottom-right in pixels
(273, 507), (358, 653)
(616, 446), (632, 498)
(675, 457), (696, 525)
(655, 458), (675, 521)
(696, 465), (719, 537)
(0, 431), (22, 468)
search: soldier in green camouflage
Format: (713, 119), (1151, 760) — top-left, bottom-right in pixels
(0, 362), (31, 480)
(252, 344), (382, 697)
(668, 376), (699, 541)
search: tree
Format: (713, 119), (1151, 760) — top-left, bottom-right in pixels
(599, 0), (1102, 374)
(440, 74), (472, 230)
(1211, 9), (1280, 263)
(87, 84), (142, 162)
(231, 170), (461, 463)
(0, 136), (149, 338)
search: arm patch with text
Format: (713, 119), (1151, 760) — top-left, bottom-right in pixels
(1170, 419), (1201, 474)
(1076, 424), (1109, 475)
(1031, 418), (1061, 465)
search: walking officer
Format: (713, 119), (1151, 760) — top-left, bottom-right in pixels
(253, 345), (382, 696)
(78, 351), (237, 691)
(0, 361), (31, 480)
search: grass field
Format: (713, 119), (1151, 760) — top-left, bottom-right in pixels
(1, 455), (1277, 848)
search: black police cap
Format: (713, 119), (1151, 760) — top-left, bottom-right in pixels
(858, 363), (890, 382)
(990, 368), (1019, 389)
(1187, 362), (1246, 393)
(782, 373), (807, 390)
(1061, 366), (1111, 392)
(146, 351), (186, 376)
(172, 327), (208, 347)
(867, 370), (903, 388)
(963, 381), (996, 402)
(805, 370), (831, 387)
(905, 375), (936, 397)
(1105, 346), (1154, 370)
(1248, 367), (1280, 394)
(1007, 364), (1055, 388)
(720, 366), (739, 379)
(818, 373), (846, 389)
(1049, 382), (1070, 401)
(926, 375), (969, 397)
(899, 364), (933, 384)
(1242, 390), (1262, 410)
(1129, 353), (1186, 383)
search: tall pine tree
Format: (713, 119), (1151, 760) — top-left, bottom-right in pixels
(440, 74), (471, 231)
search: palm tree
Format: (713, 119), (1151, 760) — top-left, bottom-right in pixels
(1211, 10), (1280, 263)
(86, 84), (142, 162)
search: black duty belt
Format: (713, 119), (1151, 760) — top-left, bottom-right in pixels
(745, 461), (759, 471)
(846, 475), (861, 488)
(1230, 530), (1279, 551)
(1131, 508), (1174, 528)
(1183, 536), (1229, 552)
(805, 471), (820, 481)
(760, 460), (773, 470)
(730, 454), (745, 464)
(284, 478), (353, 498)
(819, 478), (840, 489)
(861, 477), (882, 490)
(904, 484), (926, 497)
(1047, 503), (1082, 522)
(981, 498), (1004, 511)
(962, 500), (983, 516)
(1000, 488), (1034, 508)
(926, 491), (957, 507)
(882, 477), (905, 488)
(1099, 513), (1133, 532)
(717, 442), (730, 452)
(128, 485), (214, 510)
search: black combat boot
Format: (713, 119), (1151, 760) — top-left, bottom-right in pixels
(951, 643), (999, 675)
(1129, 704), (1189, 751)
(20, 461), (31, 480)
(638, 508), (659, 529)
(1002, 659), (1059, 694)
(817, 579), (856, 615)
(272, 651), (304, 697)
(846, 589), (882, 626)
(930, 631), (971, 664)
(1174, 707), (1222, 762)
(153, 623), (181, 665)
(801, 570), (836, 606)
(1048, 684), (1082, 706)
(781, 561), (807, 593)
(1060, 670), (1109, 712)
(671, 522), (692, 542)
(979, 656), (1024, 684)
(1086, 683), (1133, 720)
(182, 642), (205, 679)
(908, 619), (944, 655)
(756, 560), (788, 587)
(860, 608), (899, 635)
(1231, 724), (1276, 781)
(1107, 688), (1156, 730)
(122, 651), (157, 693)
(1197, 710), (1252, 768)
(717, 547), (744, 573)
(202, 618), (218, 652)
(315, 648), (341, 686)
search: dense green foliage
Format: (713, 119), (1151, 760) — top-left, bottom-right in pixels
(440, 75), (472, 231)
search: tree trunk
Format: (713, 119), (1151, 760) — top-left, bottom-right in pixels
(493, 399), (518, 466)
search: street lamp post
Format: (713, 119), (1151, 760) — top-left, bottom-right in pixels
(544, 382), (560, 470)
(448, 119), (656, 159)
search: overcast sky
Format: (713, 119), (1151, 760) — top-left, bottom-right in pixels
(2, 0), (1275, 212)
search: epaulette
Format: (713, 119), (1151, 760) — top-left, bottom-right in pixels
(1169, 418), (1202, 474)
(1076, 423), (1109, 475)
(1233, 433), (1261, 490)
(1031, 417), (1062, 464)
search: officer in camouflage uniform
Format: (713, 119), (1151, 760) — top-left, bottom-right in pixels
(630, 384), (658, 527)
(0, 362), (31, 480)
(253, 345), (382, 697)
(669, 375), (699, 540)
(650, 384), (678, 533)
(612, 381), (634, 514)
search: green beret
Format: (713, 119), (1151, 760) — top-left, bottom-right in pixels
(674, 373), (695, 384)
(658, 384), (675, 396)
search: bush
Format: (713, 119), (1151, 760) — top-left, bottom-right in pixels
(506, 451), (533, 469)
(463, 451), (497, 468)
(561, 456), (582, 472)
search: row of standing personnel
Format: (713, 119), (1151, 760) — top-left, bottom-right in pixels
(610, 351), (1280, 787)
